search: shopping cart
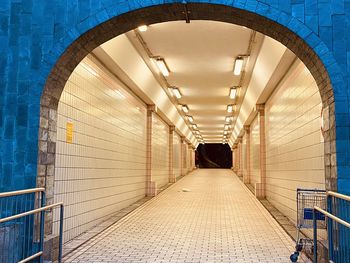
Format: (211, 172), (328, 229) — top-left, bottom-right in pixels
(290, 188), (327, 262)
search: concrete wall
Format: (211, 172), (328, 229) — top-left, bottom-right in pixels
(53, 57), (147, 242)
(265, 62), (325, 223)
(250, 116), (260, 186)
(151, 114), (169, 190)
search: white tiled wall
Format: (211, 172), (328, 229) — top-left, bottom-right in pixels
(265, 62), (325, 224)
(53, 57), (147, 242)
(250, 115), (260, 186)
(151, 114), (169, 190)
(173, 133), (181, 179)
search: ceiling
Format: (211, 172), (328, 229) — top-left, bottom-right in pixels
(93, 20), (293, 145)
(126, 20), (264, 143)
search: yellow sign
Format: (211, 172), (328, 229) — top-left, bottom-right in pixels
(66, 122), (73, 143)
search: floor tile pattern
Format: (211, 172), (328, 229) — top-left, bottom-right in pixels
(63, 169), (304, 263)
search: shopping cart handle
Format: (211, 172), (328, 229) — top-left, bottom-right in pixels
(304, 208), (325, 221)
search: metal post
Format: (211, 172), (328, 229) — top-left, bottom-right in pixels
(39, 192), (46, 263)
(327, 195), (334, 261)
(58, 204), (64, 263)
(313, 208), (318, 263)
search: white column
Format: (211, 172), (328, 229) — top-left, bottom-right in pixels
(188, 144), (192, 172)
(232, 144), (238, 173)
(255, 104), (266, 199)
(146, 105), (156, 197)
(169, 126), (176, 183)
(244, 125), (251, 184)
(180, 137), (186, 176)
(237, 137), (243, 178)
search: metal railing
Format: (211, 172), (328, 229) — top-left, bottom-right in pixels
(313, 191), (350, 263)
(0, 188), (64, 263)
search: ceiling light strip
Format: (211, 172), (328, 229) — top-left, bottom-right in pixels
(227, 105), (234, 113)
(182, 105), (189, 113)
(171, 87), (182, 99)
(229, 87), (238, 100)
(138, 25), (148, 32)
(233, 56), (244, 76)
(155, 57), (170, 77)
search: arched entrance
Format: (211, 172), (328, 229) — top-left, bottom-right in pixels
(36, 1), (346, 258)
(39, 2), (343, 199)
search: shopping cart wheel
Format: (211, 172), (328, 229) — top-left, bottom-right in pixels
(290, 252), (299, 262)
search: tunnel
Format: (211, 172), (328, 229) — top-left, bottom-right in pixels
(48, 20), (327, 262)
(1, 1), (350, 263)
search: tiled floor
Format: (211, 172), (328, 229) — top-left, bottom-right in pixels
(63, 169), (306, 263)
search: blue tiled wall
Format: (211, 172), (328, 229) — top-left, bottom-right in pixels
(0, 0), (349, 193)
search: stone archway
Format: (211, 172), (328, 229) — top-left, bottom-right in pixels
(39, 3), (341, 203)
(37, 2), (346, 257)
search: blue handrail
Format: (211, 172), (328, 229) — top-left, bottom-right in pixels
(313, 191), (350, 263)
(0, 188), (64, 263)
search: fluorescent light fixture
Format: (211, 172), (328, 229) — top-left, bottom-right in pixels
(187, 116), (194, 123)
(138, 25), (148, 32)
(233, 57), (244, 75)
(192, 124), (198, 130)
(182, 105), (189, 113)
(171, 87), (182, 99)
(224, 131), (228, 135)
(195, 131), (200, 135)
(155, 58), (170, 77)
(225, 124), (230, 130)
(227, 105), (234, 113)
(229, 88), (237, 99)
(225, 116), (232, 123)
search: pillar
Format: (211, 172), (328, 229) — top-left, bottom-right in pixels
(237, 137), (243, 177)
(192, 146), (196, 170)
(244, 125), (251, 184)
(236, 144), (240, 173)
(188, 144), (192, 172)
(180, 137), (186, 176)
(231, 145), (236, 171)
(146, 105), (157, 197)
(256, 104), (266, 199)
(169, 126), (176, 183)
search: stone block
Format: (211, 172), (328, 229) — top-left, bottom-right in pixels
(318, 2), (332, 27)
(43, 234), (60, 261)
(0, 224), (21, 262)
(337, 179), (350, 194)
